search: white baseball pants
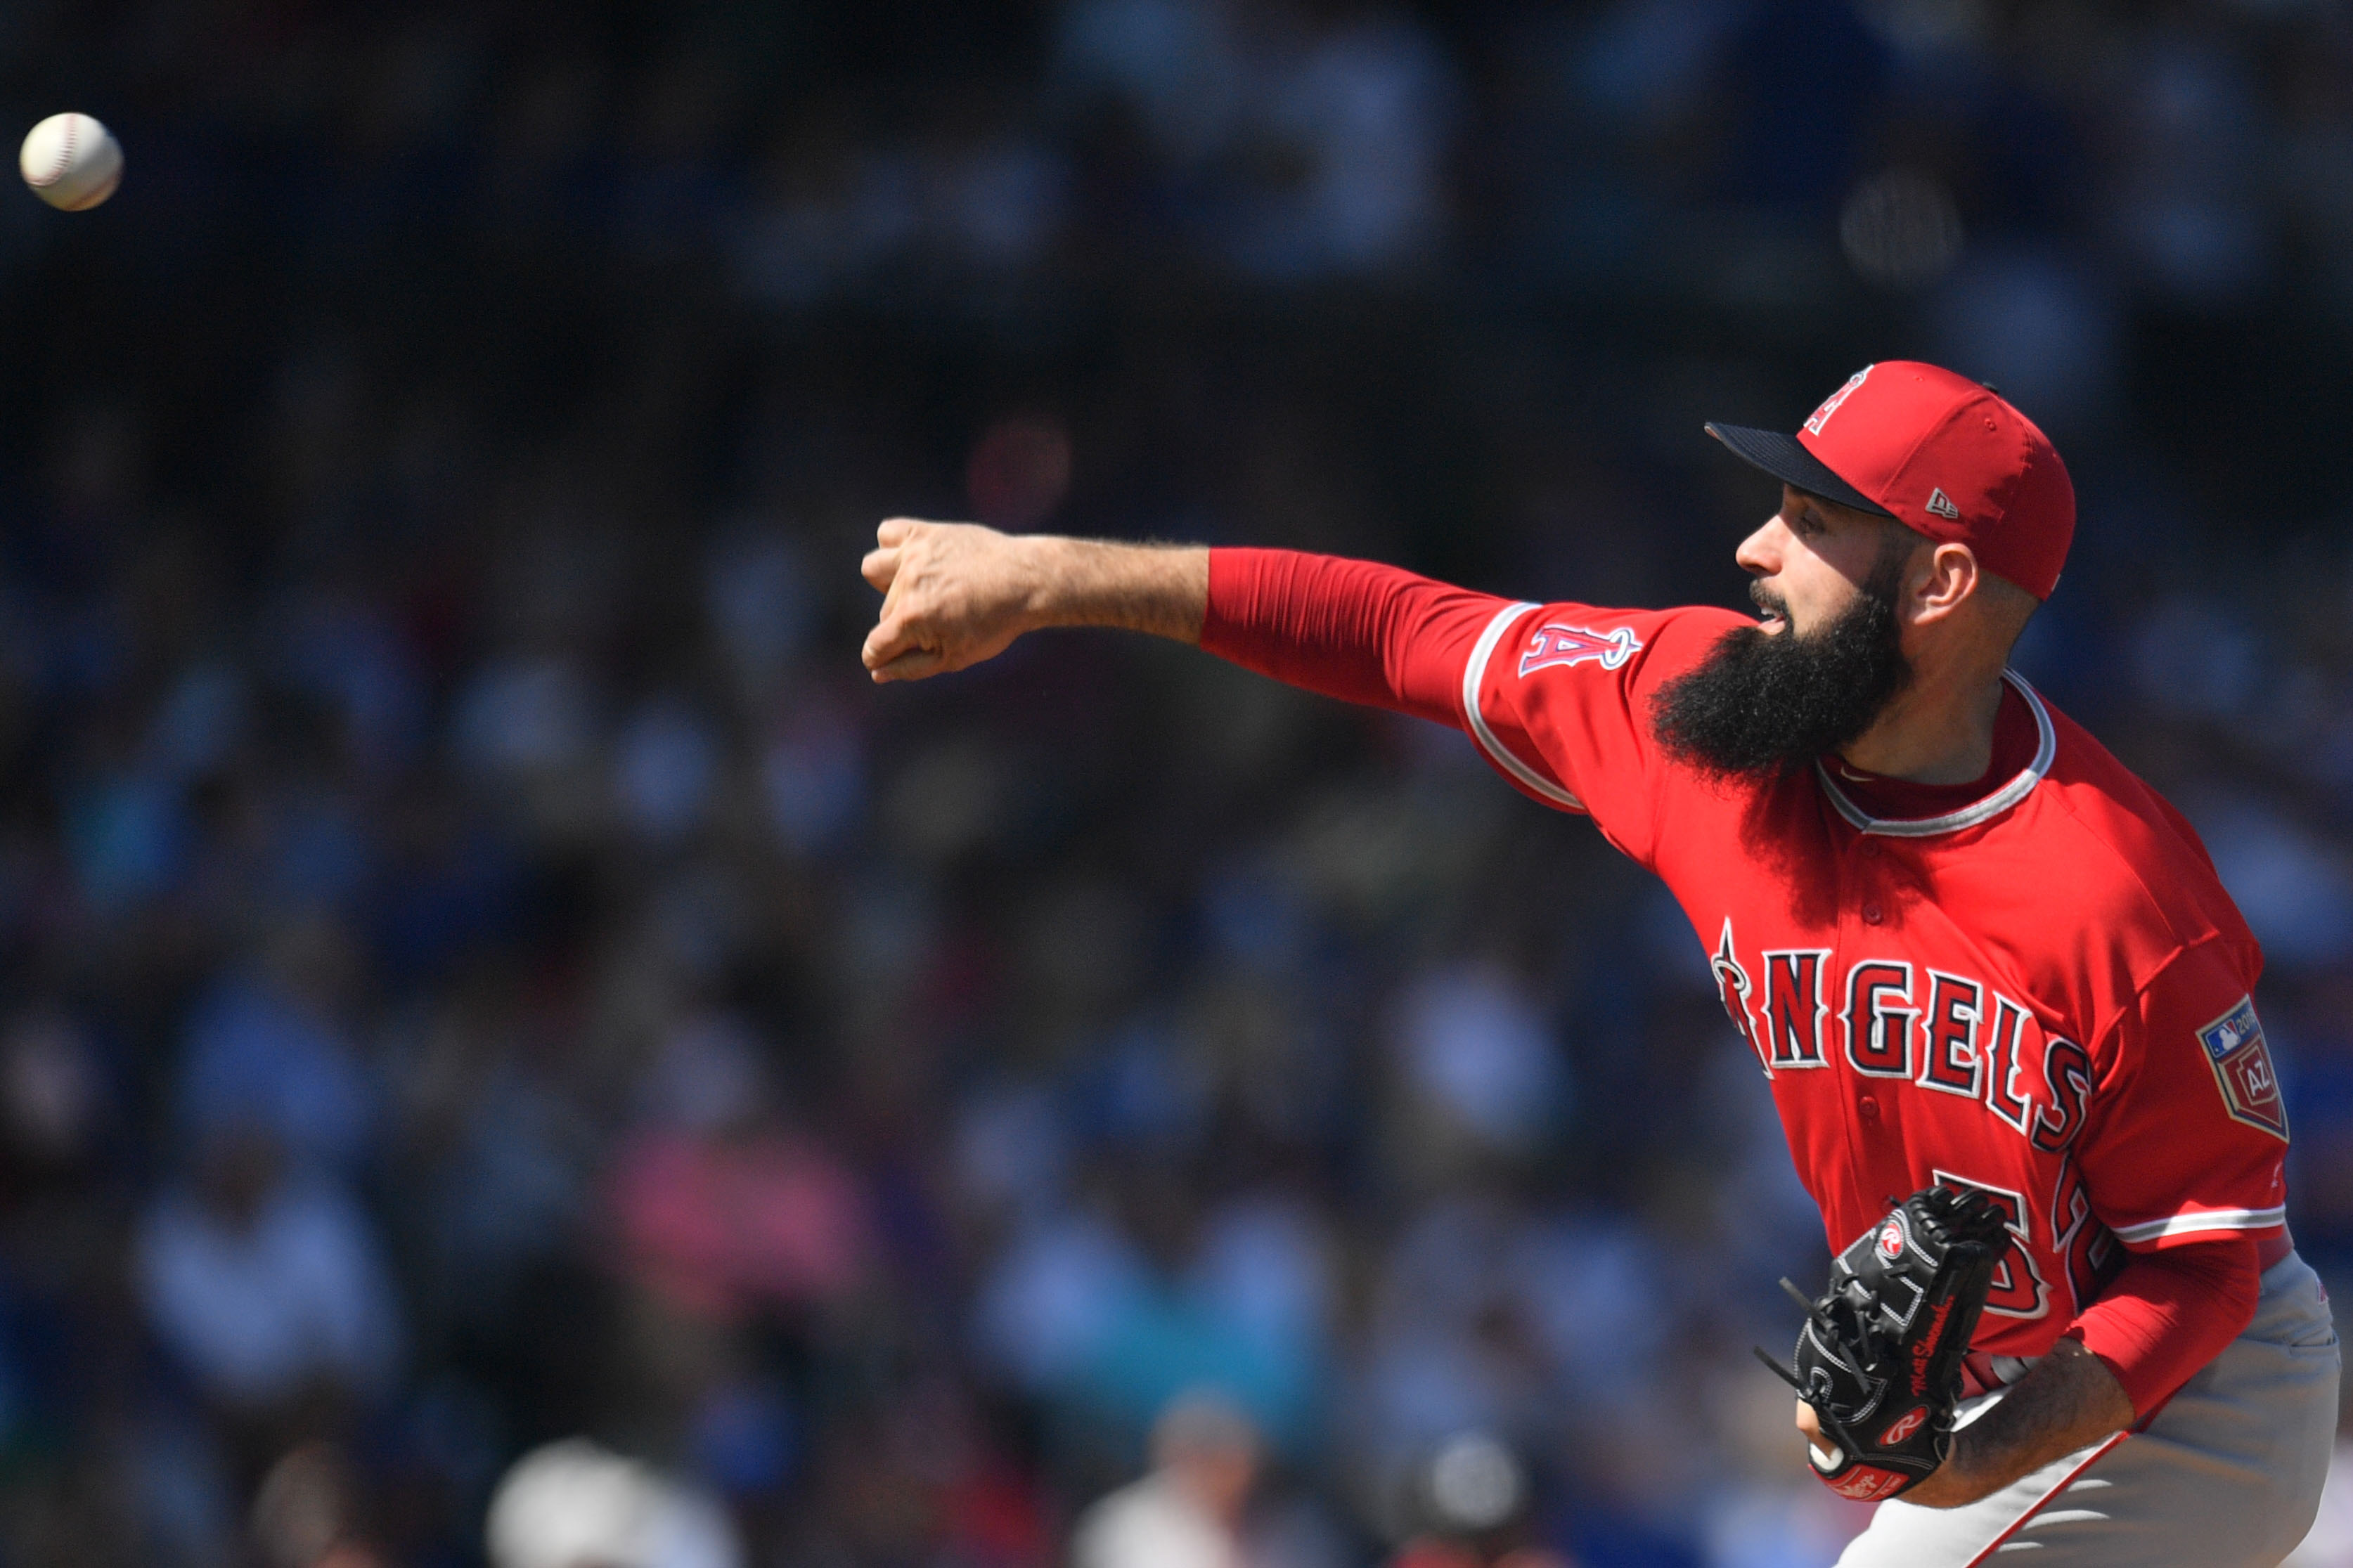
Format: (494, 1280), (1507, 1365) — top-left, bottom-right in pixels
(1836, 1251), (2339, 1567)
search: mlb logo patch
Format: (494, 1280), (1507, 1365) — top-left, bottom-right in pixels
(1519, 623), (1642, 678)
(2198, 997), (2288, 1141)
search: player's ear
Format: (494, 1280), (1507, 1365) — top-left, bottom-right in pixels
(1908, 541), (1979, 626)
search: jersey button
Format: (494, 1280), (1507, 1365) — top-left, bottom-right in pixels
(1859, 1095), (1881, 1120)
(1861, 841), (1881, 859)
(1862, 902), (1883, 924)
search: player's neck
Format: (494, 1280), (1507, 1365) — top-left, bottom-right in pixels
(1836, 666), (2007, 785)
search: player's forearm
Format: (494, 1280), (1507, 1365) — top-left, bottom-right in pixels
(1907, 1339), (2133, 1508)
(1021, 536), (1207, 642)
(1907, 1239), (2255, 1509)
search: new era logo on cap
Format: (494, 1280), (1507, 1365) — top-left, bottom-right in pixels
(1926, 488), (1961, 521)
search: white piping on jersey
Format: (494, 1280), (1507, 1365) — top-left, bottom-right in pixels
(1812, 670), (2058, 838)
(2110, 1205), (2287, 1244)
(1462, 602), (1585, 810)
(1464, 611), (2055, 831)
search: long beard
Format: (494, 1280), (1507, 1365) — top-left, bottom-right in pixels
(1649, 558), (1914, 785)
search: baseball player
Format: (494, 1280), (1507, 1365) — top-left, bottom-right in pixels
(858, 362), (2340, 1564)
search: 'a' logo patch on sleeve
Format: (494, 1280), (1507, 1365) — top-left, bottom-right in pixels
(1518, 623), (1642, 678)
(2198, 997), (2289, 1141)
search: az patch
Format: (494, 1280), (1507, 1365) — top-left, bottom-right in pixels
(2199, 997), (2288, 1141)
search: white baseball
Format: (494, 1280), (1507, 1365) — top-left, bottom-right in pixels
(20, 114), (122, 211)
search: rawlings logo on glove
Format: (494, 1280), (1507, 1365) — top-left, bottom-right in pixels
(1756, 1186), (2010, 1501)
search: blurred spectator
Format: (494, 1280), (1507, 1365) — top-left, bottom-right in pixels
(976, 1200), (1154, 1393)
(1387, 1432), (1573, 1568)
(251, 1441), (389, 1568)
(176, 916), (376, 1176)
(607, 1013), (872, 1319)
(134, 1126), (402, 1414)
(486, 1439), (742, 1568)
(0, 1003), (106, 1168)
(1071, 1391), (1265, 1568)
(1389, 963), (1569, 1174)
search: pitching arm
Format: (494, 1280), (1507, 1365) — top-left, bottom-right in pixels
(859, 524), (1501, 722)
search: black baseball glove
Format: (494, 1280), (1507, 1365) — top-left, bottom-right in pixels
(1756, 1185), (2011, 1502)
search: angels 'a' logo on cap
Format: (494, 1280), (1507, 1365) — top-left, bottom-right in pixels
(1805, 365), (1875, 434)
(1926, 488), (1962, 521)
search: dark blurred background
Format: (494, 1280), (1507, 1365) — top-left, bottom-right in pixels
(0, 1), (2349, 1564)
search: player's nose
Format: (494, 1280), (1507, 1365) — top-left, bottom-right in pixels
(1735, 518), (1784, 578)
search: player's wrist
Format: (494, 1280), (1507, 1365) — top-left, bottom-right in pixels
(1029, 536), (1208, 641)
(1011, 534), (1079, 633)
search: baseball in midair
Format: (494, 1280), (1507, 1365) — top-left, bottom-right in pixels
(20, 114), (122, 211)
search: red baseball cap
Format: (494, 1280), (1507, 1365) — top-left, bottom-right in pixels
(1705, 361), (2075, 599)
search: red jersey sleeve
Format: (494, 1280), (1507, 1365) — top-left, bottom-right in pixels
(2075, 938), (2288, 1253)
(1200, 548), (1745, 867)
(1199, 548), (1507, 725)
(2068, 1237), (2260, 1418)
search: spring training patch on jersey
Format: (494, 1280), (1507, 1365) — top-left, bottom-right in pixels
(1519, 623), (1642, 678)
(2200, 996), (2288, 1141)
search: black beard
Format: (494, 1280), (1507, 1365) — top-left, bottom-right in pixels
(1649, 552), (1914, 785)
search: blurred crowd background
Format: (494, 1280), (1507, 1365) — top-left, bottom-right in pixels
(0, 1), (2350, 1564)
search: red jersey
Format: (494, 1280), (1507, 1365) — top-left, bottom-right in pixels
(1201, 550), (2287, 1386)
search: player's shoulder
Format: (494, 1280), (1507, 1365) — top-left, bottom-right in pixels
(2023, 687), (2253, 963)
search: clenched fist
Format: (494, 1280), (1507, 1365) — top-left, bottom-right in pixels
(858, 520), (1208, 682)
(860, 519), (1049, 682)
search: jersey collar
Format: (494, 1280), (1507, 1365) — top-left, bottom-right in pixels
(1813, 671), (2056, 838)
